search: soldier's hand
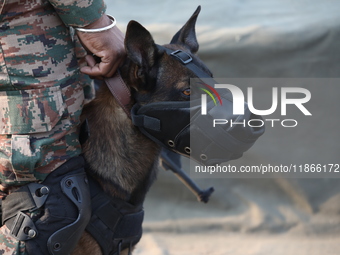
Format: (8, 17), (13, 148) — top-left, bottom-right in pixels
(77, 15), (126, 79)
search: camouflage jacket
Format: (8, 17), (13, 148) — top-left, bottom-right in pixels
(0, 0), (106, 196)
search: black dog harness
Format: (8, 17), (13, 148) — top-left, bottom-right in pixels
(85, 176), (144, 255)
(79, 120), (144, 255)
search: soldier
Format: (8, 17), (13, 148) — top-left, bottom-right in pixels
(0, 0), (125, 254)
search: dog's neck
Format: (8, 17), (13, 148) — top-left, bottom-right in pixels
(82, 59), (160, 206)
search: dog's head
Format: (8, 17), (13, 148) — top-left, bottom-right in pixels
(123, 6), (265, 166)
(124, 6), (207, 104)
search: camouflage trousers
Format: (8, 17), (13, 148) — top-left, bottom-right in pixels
(0, 221), (29, 255)
(0, 0), (96, 196)
(0, 0), (100, 252)
(0, 67), (86, 255)
(0, 84), (85, 193)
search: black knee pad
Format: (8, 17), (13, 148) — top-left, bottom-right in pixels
(2, 156), (91, 255)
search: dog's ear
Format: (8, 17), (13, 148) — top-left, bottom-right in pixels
(125, 20), (158, 71)
(170, 5), (201, 53)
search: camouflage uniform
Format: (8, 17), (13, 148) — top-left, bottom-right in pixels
(0, 0), (106, 253)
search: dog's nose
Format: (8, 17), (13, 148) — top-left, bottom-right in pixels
(189, 94), (265, 164)
(226, 104), (265, 144)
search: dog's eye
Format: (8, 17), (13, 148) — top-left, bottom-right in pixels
(182, 88), (191, 96)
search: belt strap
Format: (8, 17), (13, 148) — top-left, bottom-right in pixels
(2, 183), (49, 224)
(2, 183), (49, 241)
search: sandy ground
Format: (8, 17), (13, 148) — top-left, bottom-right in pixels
(131, 168), (340, 254)
(135, 233), (339, 255)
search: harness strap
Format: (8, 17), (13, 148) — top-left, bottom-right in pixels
(131, 108), (161, 132)
(158, 45), (213, 81)
(86, 176), (144, 255)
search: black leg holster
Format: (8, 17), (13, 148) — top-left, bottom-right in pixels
(2, 156), (91, 255)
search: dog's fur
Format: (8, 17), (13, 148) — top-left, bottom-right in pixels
(72, 7), (211, 255)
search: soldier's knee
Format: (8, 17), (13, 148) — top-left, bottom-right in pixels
(1, 156), (91, 255)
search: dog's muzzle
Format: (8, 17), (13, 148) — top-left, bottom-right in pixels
(131, 94), (264, 166)
(131, 45), (265, 166)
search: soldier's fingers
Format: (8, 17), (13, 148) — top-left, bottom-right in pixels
(97, 58), (114, 77)
(80, 55), (96, 76)
(80, 64), (102, 78)
(80, 55), (104, 78)
(81, 53), (125, 78)
(85, 55), (97, 67)
(100, 52), (126, 78)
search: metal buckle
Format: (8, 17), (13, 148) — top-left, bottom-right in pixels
(28, 183), (50, 209)
(9, 212), (38, 241)
(170, 50), (193, 64)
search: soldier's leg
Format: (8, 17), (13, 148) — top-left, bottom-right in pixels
(0, 84), (91, 254)
(0, 0), (96, 252)
(1, 156), (91, 255)
(0, 132), (92, 255)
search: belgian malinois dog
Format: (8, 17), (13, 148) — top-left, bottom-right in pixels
(73, 6), (211, 255)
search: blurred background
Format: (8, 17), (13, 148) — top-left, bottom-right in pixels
(107, 1), (340, 254)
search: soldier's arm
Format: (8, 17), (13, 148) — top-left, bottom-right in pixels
(47, 0), (107, 27)
(48, 0), (126, 78)
(76, 15), (126, 78)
